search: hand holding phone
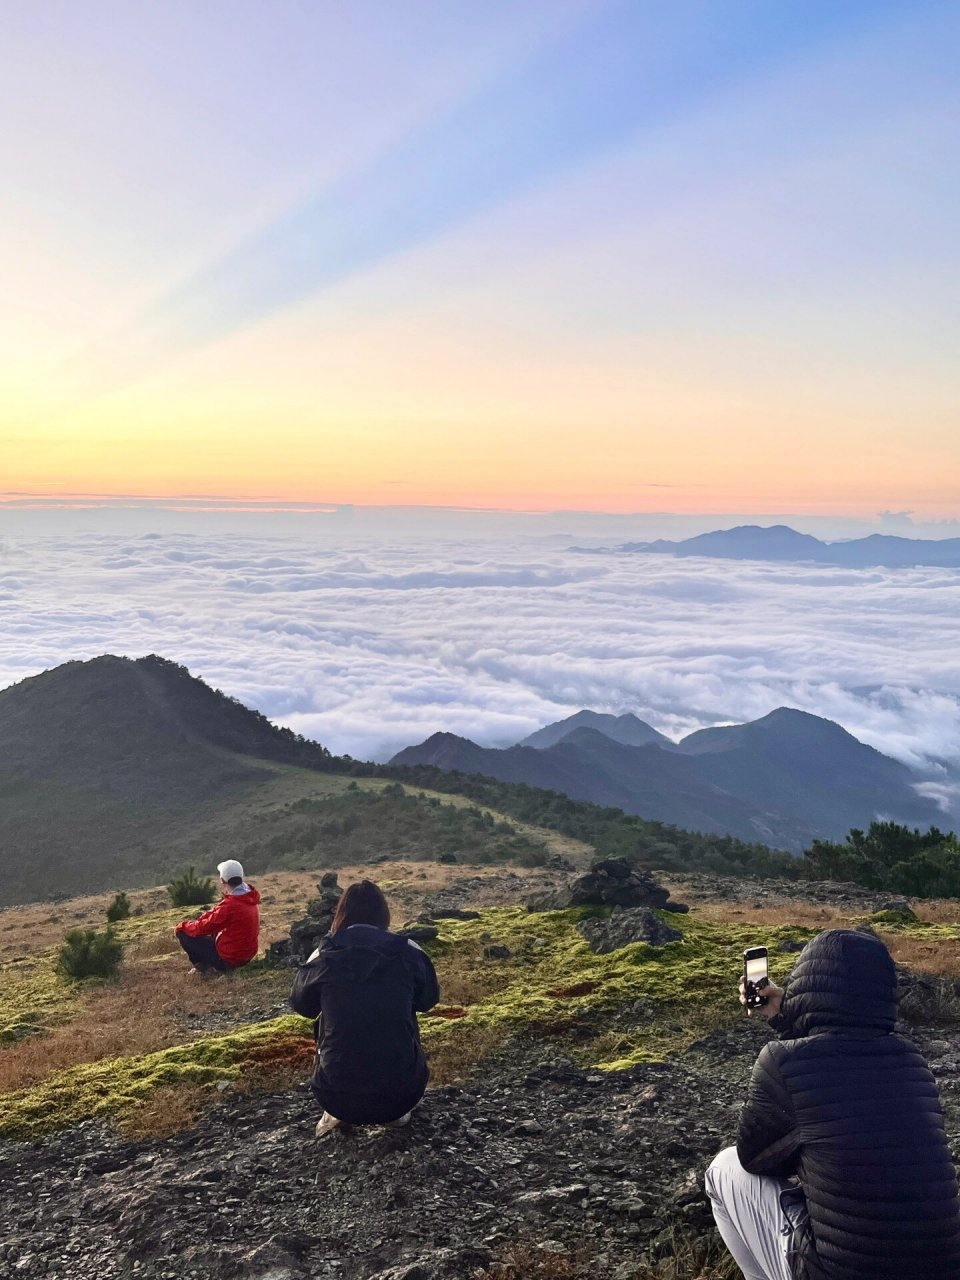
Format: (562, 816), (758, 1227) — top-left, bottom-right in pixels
(741, 946), (784, 1019)
(743, 947), (769, 1010)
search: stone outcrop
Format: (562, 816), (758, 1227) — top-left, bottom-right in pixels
(265, 873), (342, 966)
(577, 906), (684, 954)
(526, 858), (688, 914)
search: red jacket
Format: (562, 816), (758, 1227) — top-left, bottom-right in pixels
(177, 885), (261, 966)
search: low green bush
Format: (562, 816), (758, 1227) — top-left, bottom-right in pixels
(167, 866), (216, 907)
(105, 891), (131, 922)
(56, 928), (123, 981)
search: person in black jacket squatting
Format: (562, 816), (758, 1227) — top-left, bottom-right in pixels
(705, 928), (960, 1280)
(290, 879), (440, 1138)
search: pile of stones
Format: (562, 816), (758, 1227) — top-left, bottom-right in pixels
(526, 857), (688, 915)
(265, 872), (343, 966)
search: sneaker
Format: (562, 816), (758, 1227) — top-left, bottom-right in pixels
(315, 1112), (341, 1139)
(386, 1112), (412, 1128)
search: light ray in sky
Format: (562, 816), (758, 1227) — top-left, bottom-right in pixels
(106, 0), (921, 372)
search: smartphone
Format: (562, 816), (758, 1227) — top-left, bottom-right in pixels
(743, 946), (769, 1009)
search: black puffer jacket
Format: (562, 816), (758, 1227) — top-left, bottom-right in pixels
(290, 924), (439, 1124)
(738, 929), (960, 1279)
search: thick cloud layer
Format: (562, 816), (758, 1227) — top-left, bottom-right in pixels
(0, 530), (957, 784)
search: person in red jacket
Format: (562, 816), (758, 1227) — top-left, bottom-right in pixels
(175, 859), (261, 975)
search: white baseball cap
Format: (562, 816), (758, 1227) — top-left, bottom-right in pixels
(217, 859), (245, 882)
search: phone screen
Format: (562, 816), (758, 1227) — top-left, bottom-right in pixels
(745, 953), (767, 985)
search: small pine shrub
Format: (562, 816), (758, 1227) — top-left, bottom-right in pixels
(105, 891), (131, 923)
(57, 928), (124, 981)
(167, 866), (216, 907)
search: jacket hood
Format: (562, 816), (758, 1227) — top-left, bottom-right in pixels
(779, 928), (897, 1037)
(311, 925), (408, 985)
(229, 885), (260, 905)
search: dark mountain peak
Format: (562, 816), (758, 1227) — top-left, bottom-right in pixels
(520, 709), (670, 750)
(0, 654), (339, 902)
(389, 732), (490, 770)
(0, 652), (332, 779)
(415, 731), (477, 749)
(644, 525), (826, 561)
(753, 706), (856, 734)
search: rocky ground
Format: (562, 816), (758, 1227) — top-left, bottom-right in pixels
(0, 1023), (771, 1280)
(4, 1015), (960, 1280)
(2, 866), (960, 1280)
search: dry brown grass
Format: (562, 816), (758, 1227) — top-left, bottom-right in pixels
(692, 901), (846, 928)
(914, 900), (960, 925)
(0, 860), (551, 1097)
(115, 1080), (213, 1141)
(425, 1023), (505, 1086)
(875, 931), (960, 978)
(433, 941), (515, 1008)
(0, 936), (290, 1094)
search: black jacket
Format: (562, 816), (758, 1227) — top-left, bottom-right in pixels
(289, 925), (439, 1122)
(738, 929), (960, 1280)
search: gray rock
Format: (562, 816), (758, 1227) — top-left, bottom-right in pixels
(577, 907), (683, 954)
(397, 924), (439, 943)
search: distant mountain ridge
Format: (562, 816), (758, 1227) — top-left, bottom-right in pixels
(601, 524), (960, 568)
(391, 706), (943, 852)
(520, 710), (671, 750)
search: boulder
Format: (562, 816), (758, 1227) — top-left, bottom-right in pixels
(526, 858), (687, 914)
(397, 923), (439, 943)
(577, 907), (683, 954)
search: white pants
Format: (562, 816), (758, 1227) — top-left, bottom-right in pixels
(705, 1146), (798, 1280)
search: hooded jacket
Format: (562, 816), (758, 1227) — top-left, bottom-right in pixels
(289, 925), (439, 1122)
(737, 929), (960, 1280)
(176, 884), (261, 966)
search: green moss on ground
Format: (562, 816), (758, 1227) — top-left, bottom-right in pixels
(418, 906), (815, 1072)
(16, 903), (943, 1139)
(0, 1015), (312, 1139)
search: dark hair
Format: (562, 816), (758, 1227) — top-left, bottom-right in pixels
(331, 880), (390, 933)
(225, 875), (243, 889)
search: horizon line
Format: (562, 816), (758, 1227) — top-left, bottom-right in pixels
(1, 491), (958, 524)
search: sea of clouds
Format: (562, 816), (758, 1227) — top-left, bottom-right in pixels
(0, 526), (957, 796)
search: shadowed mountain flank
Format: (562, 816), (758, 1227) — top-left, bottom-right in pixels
(392, 708), (942, 852)
(0, 655), (335, 903)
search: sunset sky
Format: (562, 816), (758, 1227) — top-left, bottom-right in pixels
(3, 0), (957, 517)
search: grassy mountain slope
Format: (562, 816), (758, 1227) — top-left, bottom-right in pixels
(0, 654), (797, 905)
(0, 657), (576, 905)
